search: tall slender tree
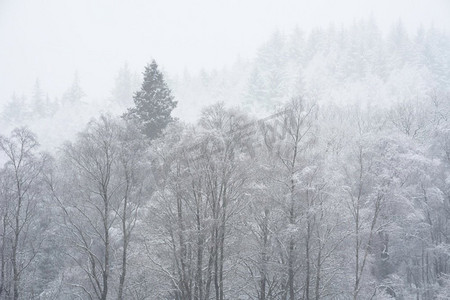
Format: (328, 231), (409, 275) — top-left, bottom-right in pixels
(0, 128), (48, 300)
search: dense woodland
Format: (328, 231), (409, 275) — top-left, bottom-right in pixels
(1, 20), (450, 299)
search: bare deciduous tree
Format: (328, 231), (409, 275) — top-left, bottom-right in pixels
(0, 128), (48, 300)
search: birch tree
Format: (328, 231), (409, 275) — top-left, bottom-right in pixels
(48, 116), (149, 300)
(0, 128), (48, 300)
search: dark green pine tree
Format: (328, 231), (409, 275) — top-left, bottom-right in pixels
(123, 60), (177, 139)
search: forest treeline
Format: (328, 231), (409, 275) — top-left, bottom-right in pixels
(1, 20), (450, 300)
(173, 19), (450, 117)
(2, 20), (450, 134)
(1, 93), (450, 299)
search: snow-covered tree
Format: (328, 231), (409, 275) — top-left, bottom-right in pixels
(62, 72), (85, 105)
(123, 60), (177, 140)
(0, 128), (49, 300)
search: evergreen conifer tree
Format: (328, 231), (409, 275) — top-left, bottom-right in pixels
(32, 79), (45, 117)
(62, 72), (85, 105)
(123, 60), (177, 139)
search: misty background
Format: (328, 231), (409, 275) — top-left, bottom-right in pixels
(1, 0), (449, 132)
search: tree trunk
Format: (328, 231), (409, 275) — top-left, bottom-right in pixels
(117, 194), (128, 300)
(259, 209), (269, 300)
(305, 220), (311, 300)
(102, 189), (110, 300)
(12, 179), (22, 300)
(194, 195), (204, 300)
(315, 246), (322, 300)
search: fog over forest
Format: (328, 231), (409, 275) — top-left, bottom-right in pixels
(1, 1), (450, 299)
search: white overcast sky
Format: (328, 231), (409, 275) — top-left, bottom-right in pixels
(0, 0), (449, 104)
